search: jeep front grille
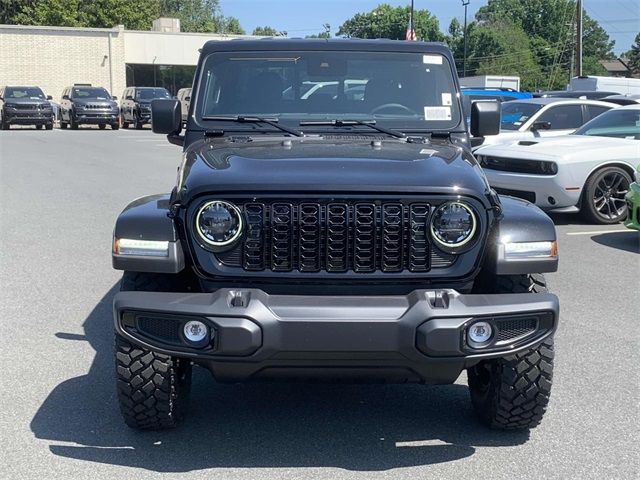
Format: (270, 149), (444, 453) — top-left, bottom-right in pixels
(219, 200), (457, 273)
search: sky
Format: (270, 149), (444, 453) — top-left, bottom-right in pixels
(219, 0), (639, 55)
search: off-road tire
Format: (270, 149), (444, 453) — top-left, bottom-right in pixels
(115, 271), (198, 430)
(70, 114), (79, 130)
(115, 335), (192, 430)
(45, 123), (53, 130)
(467, 274), (554, 430)
(0, 115), (8, 130)
(581, 166), (632, 224)
(36, 124), (43, 130)
(111, 122), (119, 130)
(60, 119), (67, 129)
(134, 113), (143, 130)
(122, 114), (129, 128)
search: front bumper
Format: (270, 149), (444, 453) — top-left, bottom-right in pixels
(484, 168), (580, 210)
(5, 110), (53, 124)
(624, 182), (640, 230)
(75, 112), (118, 124)
(114, 288), (559, 384)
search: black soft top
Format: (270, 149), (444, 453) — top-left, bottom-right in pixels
(200, 38), (452, 57)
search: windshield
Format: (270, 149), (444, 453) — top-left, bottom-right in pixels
(5, 87), (45, 99)
(573, 108), (640, 139)
(136, 88), (171, 100)
(500, 102), (543, 130)
(197, 50), (462, 132)
(72, 87), (111, 100)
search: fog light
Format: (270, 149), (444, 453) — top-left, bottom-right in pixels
(183, 320), (208, 343)
(468, 321), (492, 346)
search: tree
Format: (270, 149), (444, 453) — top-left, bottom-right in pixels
(625, 33), (640, 75)
(83, 0), (161, 30)
(337, 4), (443, 42)
(474, 0), (615, 87)
(216, 16), (244, 34)
(159, 0), (219, 32)
(456, 20), (543, 90)
(253, 26), (278, 36)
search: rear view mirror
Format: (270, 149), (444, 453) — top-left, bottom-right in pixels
(151, 99), (182, 134)
(531, 121), (551, 131)
(470, 100), (500, 137)
(46, 95), (52, 100)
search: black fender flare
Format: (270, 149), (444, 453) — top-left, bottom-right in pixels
(483, 196), (558, 275)
(112, 194), (185, 273)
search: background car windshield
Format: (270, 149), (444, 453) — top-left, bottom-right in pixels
(198, 51), (461, 131)
(574, 109), (640, 139)
(136, 88), (171, 100)
(5, 87), (45, 99)
(72, 87), (110, 99)
(500, 102), (543, 130)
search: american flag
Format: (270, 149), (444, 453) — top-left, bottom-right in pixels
(406, 12), (417, 41)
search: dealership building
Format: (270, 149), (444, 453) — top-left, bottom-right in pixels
(0, 19), (254, 100)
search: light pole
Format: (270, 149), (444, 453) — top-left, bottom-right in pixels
(462, 0), (470, 77)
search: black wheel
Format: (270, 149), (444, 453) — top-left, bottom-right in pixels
(134, 114), (143, 129)
(60, 119), (67, 129)
(45, 123), (53, 130)
(1, 117), (8, 130)
(115, 271), (198, 430)
(36, 124), (43, 130)
(121, 114), (129, 129)
(582, 166), (631, 224)
(467, 274), (554, 430)
(70, 113), (79, 130)
(99, 123), (106, 130)
(111, 122), (119, 130)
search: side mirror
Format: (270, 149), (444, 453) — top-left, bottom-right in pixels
(470, 100), (500, 137)
(46, 95), (52, 100)
(62, 95), (70, 100)
(112, 95), (118, 101)
(531, 121), (551, 131)
(126, 95), (133, 100)
(151, 99), (182, 135)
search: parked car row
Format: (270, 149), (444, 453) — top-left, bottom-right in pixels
(0, 83), (193, 130)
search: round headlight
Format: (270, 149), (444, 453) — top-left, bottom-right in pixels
(430, 201), (477, 249)
(195, 200), (243, 248)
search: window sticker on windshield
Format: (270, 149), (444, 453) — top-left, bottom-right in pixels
(423, 55), (443, 65)
(441, 93), (452, 106)
(424, 106), (451, 121)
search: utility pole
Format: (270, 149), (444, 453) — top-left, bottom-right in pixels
(576, 0), (583, 77)
(462, 0), (470, 77)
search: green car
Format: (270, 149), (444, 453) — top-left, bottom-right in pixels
(625, 164), (640, 230)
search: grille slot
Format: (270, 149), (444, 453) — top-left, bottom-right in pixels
(137, 316), (180, 343)
(495, 317), (537, 342)
(222, 200), (460, 273)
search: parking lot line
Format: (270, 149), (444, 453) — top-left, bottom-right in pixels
(566, 229), (632, 236)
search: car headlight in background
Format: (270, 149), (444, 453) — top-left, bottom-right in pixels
(195, 200), (243, 249)
(430, 201), (477, 250)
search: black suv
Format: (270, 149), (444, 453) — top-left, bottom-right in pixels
(0, 86), (54, 129)
(112, 39), (559, 431)
(59, 84), (119, 129)
(120, 86), (172, 129)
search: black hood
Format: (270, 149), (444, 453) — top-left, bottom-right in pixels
(175, 137), (491, 205)
(4, 97), (50, 106)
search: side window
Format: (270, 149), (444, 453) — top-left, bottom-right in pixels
(537, 105), (584, 130)
(585, 105), (610, 121)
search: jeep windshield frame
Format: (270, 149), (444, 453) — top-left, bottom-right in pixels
(193, 47), (464, 136)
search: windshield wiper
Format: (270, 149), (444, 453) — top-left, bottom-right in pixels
(201, 115), (304, 137)
(299, 119), (406, 139)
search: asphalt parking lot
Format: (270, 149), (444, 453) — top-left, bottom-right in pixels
(1, 126), (638, 480)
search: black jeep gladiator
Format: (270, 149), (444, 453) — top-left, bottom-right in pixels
(112, 39), (559, 431)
